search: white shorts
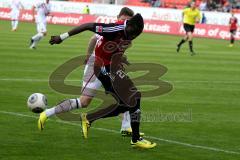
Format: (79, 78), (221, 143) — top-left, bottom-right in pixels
(82, 55), (102, 97)
(11, 10), (20, 20)
(37, 21), (47, 33)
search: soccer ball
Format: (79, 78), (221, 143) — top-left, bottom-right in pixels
(27, 93), (47, 113)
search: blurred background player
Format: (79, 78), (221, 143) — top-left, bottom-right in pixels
(82, 5), (90, 14)
(39, 7), (143, 137)
(10, 0), (24, 31)
(29, 0), (51, 49)
(229, 11), (238, 47)
(177, 2), (201, 55)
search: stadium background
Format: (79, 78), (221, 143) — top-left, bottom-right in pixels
(0, 0), (240, 39)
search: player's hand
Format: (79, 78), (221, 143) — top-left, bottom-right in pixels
(49, 36), (62, 45)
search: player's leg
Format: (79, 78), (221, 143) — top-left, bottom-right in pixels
(82, 62), (137, 136)
(30, 22), (46, 49)
(11, 11), (16, 31)
(40, 63), (96, 119)
(14, 20), (19, 31)
(187, 25), (195, 55)
(13, 11), (20, 31)
(120, 111), (131, 135)
(11, 20), (15, 31)
(120, 111), (144, 137)
(82, 67), (156, 148)
(81, 66), (132, 138)
(177, 24), (189, 52)
(229, 30), (235, 47)
(188, 32), (194, 53)
(38, 98), (82, 130)
(40, 90), (96, 128)
(38, 62), (101, 130)
(81, 60), (102, 107)
(177, 35), (188, 52)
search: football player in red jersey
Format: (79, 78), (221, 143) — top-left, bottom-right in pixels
(229, 11), (238, 47)
(47, 13), (156, 149)
(39, 7), (143, 137)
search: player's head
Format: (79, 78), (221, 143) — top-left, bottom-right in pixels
(190, 2), (196, 9)
(117, 7), (134, 21)
(46, 0), (49, 3)
(125, 13), (144, 40)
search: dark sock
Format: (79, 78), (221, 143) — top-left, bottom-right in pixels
(189, 41), (193, 52)
(86, 103), (127, 123)
(130, 110), (141, 142)
(178, 39), (186, 47)
(129, 98), (141, 143)
(230, 37), (234, 44)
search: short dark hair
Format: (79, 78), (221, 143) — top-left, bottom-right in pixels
(118, 7), (134, 17)
(125, 13), (144, 39)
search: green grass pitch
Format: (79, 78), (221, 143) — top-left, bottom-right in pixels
(0, 20), (240, 160)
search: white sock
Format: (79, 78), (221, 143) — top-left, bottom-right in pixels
(32, 32), (44, 41)
(11, 21), (15, 29)
(121, 111), (131, 131)
(13, 21), (18, 30)
(45, 98), (82, 117)
(30, 33), (44, 48)
(45, 107), (55, 117)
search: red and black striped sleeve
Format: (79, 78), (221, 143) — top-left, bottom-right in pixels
(68, 22), (125, 40)
(91, 23), (125, 39)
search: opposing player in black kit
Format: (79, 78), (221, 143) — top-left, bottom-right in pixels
(49, 13), (156, 149)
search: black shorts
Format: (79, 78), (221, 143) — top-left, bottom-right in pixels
(230, 29), (237, 35)
(184, 23), (195, 33)
(95, 65), (141, 108)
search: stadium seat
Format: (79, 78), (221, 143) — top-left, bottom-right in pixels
(162, 0), (189, 9)
(125, 0), (150, 7)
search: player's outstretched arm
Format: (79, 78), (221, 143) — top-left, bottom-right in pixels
(49, 23), (95, 45)
(49, 22), (122, 45)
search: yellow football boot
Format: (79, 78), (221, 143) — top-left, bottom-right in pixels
(81, 113), (90, 139)
(38, 111), (47, 131)
(131, 138), (157, 149)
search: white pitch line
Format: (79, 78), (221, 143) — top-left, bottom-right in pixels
(0, 78), (240, 84)
(0, 110), (239, 155)
(0, 78), (75, 82)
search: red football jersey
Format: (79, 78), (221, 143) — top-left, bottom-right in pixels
(229, 17), (238, 30)
(93, 21), (131, 66)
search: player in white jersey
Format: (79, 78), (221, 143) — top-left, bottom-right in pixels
(40, 7), (144, 137)
(10, 0), (23, 31)
(29, 0), (51, 49)
(81, 34), (133, 136)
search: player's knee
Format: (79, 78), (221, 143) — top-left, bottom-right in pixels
(80, 97), (92, 108)
(188, 33), (193, 39)
(81, 100), (89, 108)
(133, 91), (141, 100)
(126, 90), (141, 108)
